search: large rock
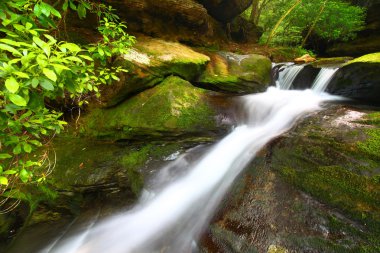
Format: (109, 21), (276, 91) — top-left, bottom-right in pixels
(104, 0), (227, 45)
(82, 76), (224, 140)
(196, 52), (271, 94)
(327, 52), (380, 106)
(197, 0), (253, 22)
(101, 36), (210, 107)
(202, 105), (380, 252)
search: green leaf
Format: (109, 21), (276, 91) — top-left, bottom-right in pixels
(0, 153), (12, 159)
(63, 0), (69, 11)
(5, 77), (19, 93)
(44, 34), (57, 44)
(40, 79), (54, 91)
(13, 144), (22, 155)
(3, 170), (17, 175)
(9, 94), (27, 106)
(31, 78), (39, 88)
(0, 177), (8, 185)
(34, 4), (42, 16)
(0, 38), (20, 46)
(0, 43), (22, 56)
(59, 43), (82, 53)
(43, 68), (57, 82)
(78, 4), (87, 19)
(49, 6), (62, 19)
(39, 2), (51, 17)
(33, 36), (45, 49)
(14, 71), (30, 79)
(23, 143), (32, 153)
(19, 169), (29, 183)
(78, 54), (94, 61)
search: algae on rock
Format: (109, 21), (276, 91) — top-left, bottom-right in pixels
(101, 37), (210, 107)
(327, 52), (380, 106)
(82, 76), (220, 140)
(197, 52), (271, 94)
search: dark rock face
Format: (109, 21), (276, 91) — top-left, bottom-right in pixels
(202, 106), (380, 252)
(327, 62), (380, 106)
(105, 0), (227, 45)
(196, 0), (253, 22)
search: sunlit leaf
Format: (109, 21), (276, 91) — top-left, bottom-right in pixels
(9, 94), (27, 106)
(43, 68), (57, 82)
(0, 177), (8, 185)
(0, 43), (22, 56)
(5, 77), (19, 93)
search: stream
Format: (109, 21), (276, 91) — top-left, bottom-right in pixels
(28, 64), (340, 253)
(3, 63), (348, 253)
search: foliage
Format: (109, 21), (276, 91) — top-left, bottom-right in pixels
(0, 0), (135, 210)
(252, 0), (366, 46)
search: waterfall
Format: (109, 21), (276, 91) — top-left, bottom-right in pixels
(311, 68), (338, 93)
(275, 63), (304, 90)
(39, 87), (339, 253)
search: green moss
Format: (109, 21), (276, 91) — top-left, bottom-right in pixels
(198, 53), (271, 93)
(357, 128), (380, 161)
(312, 57), (353, 67)
(279, 165), (380, 228)
(81, 76), (217, 140)
(347, 53), (380, 65)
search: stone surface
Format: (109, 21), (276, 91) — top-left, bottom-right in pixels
(202, 105), (380, 252)
(327, 53), (380, 106)
(101, 36), (210, 107)
(104, 0), (227, 45)
(197, 52), (271, 94)
(83, 76), (225, 140)
(197, 0), (253, 22)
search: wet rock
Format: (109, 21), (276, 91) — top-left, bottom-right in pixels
(327, 53), (380, 106)
(82, 76), (226, 140)
(294, 54), (316, 63)
(197, 52), (271, 94)
(202, 105), (380, 252)
(101, 36), (210, 107)
(197, 0), (253, 22)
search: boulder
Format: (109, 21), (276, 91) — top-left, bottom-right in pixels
(82, 76), (223, 140)
(196, 52), (271, 94)
(294, 54), (316, 63)
(101, 36), (210, 107)
(327, 52), (380, 106)
(202, 105), (380, 252)
(196, 0), (253, 22)
(104, 0), (227, 45)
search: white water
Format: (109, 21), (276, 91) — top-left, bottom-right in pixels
(311, 68), (338, 93)
(275, 63), (304, 90)
(39, 87), (339, 253)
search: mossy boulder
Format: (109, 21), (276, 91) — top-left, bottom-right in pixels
(202, 106), (380, 253)
(196, 52), (271, 94)
(271, 106), (380, 231)
(327, 53), (380, 106)
(101, 36), (210, 107)
(82, 76), (222, 140)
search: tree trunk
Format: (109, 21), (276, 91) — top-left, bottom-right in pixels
(265, 0), (303, 45)
(301, 0), (328, 47)
(250, 0), (259, 24)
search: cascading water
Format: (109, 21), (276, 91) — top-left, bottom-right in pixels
(311, 68), (338, 93)
(38, 86), (339, 253)
(275, 63), (304, 90)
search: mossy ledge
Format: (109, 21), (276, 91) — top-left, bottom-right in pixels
(80, 76), (219, 140)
